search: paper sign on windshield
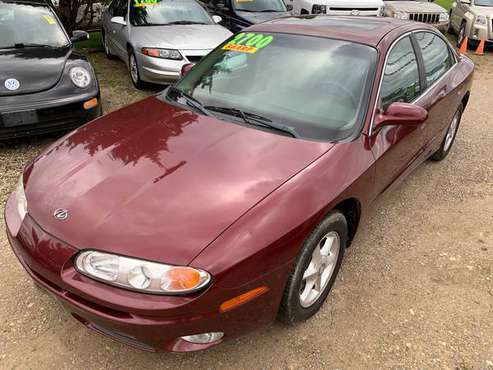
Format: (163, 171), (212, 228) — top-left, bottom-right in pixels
(134, 0), (159, 7)
(42, 15), (56, 24)
(222, 33), (273, 54)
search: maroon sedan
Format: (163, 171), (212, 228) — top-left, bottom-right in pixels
(5, 16), (473, 352)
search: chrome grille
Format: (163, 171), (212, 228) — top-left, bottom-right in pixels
(409, 13), (440, 24)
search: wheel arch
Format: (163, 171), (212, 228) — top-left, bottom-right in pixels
(461, 91), (470, 109)
(333, 198), (361, 247)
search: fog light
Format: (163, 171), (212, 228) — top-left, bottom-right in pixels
(83, 97), (98, 110)
(181, 332), (224, 344)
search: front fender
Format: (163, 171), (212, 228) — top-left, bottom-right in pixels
(190, 136), (376, 290)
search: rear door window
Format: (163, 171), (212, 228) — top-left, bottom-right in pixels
(414, 32), (454, 87)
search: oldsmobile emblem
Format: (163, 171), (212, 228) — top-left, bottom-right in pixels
(350, 9), (360, 15)
(4, 78), (20, 91)
(53, 208), (69, 221)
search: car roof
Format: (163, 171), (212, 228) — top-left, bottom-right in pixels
(248, 15), (420, 47)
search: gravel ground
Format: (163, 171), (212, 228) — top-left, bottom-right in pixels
(0, 50), (492, 370)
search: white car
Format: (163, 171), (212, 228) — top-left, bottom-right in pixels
(101, 0), (232, 89)
(290, 0), (384, 16)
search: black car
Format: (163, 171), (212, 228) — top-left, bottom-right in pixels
(200, 0), (291, 33)
(0, 0), (101, 140)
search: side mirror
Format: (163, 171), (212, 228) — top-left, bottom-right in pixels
(373, 102), (428, 132)
(111, 16), (127, 26)
(181, 63), (194, 77)
(71, 30), (89, 43)
(286, 4), (293, 11)
(212, 15), (222, 23)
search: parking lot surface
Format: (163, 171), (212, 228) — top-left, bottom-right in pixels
(0, 51), (492, 369)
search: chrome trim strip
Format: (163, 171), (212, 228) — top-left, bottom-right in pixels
(368, 29), (458, 136)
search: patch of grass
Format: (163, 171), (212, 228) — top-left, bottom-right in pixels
(434, 0), (453, 11)
(75, 31), (103, 51)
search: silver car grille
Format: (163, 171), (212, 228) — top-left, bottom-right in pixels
(409, 13), (440, 24)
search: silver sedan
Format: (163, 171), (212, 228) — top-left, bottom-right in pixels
(102, 0), (232, 88)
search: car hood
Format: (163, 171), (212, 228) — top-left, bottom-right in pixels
(384, 1), (446, 12)
(315, 0), (383, 6)
(24, 96), (332, 266)
(0, 45), (70, 96)
(237, 11), (291, 24)
(130, 24), (232, 50)
(472, 6), (493, 17)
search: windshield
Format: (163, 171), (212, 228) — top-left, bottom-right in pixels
(233, 0), (286, 12)
(173, 33), (377, 141)
(130, 0), (213, 26)
(475, 0), (493, 6)
(0, 2), (68, 48)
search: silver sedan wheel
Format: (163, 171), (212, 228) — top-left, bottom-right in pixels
(129, 53), (139, 84)
(444, 111), (460, 152)
(457, 25), (465, 46)
(299, 231), (340, 308)
(104, 34), (110, 55)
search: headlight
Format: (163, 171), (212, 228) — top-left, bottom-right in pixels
(394, 11), (409, 20)
(141, 47), (183, 60)
(475, 15), (487, 25)
(15, 175), (27, 221)
(75, 250), (211, 294)
(311, 4), (327, 14)
(439, 12), (449, 22)
(70, 67), (91, 88)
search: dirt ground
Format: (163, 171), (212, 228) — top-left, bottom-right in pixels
(0, 49), (492, 370)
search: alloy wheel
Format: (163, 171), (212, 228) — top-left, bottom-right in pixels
(457, 25), (465, 46)
(130, 54), (139, 84)
(104, 34), (110, 55)
(299, 231), (340, 308)
(444, 111), (460, 152)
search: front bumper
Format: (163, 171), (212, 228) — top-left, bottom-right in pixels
(4, 193), (283, 352)
(467, 21), (493, 43)
(136, 49), (212, 85)
(0, 92), (101, 140)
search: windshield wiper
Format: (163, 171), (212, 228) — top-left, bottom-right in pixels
(258, 9), (282, 12)
(205, 106), (299, 138)
(166, 86), (213, 117)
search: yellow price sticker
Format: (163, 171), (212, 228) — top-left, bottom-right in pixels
(134, 0), (159, 6)
(222, 33), (274, 54)
(43, 15), (56, 24)
(223, 43), (258, 54)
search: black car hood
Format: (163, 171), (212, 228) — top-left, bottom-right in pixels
(0, 45), (71, 96)
(236, 10), (290, 24)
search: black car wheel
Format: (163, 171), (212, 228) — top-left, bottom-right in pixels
(278, 210), (347, 324)
(430, 104), (463, 161)
(128, 49), (145, 90)
(457, 22), (467, 48)
(102, 30), (115, 60)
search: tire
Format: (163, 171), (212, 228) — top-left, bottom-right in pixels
(430, 104), (463, 161)
(128, 49), (146, 90)
(102, 30), (115, 60)
(447, 12), (454, 34)
(278, 211), (347, 324)
(456, 22), (467, 48)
